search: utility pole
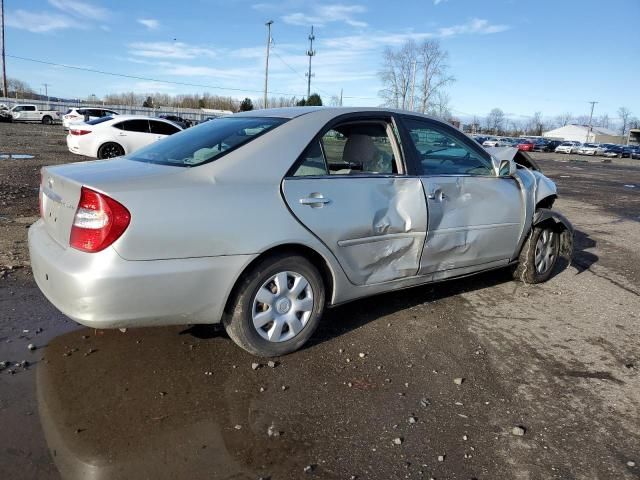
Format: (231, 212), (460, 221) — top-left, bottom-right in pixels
(43, 83), (50, 104)
(409, 60), (417, 111)
(1, 0), (7, 98)
(263, 20), (273, 109)
(339, 88), (343, 107)
(305, 25), (316, 100)
(586, 101), (598, 143)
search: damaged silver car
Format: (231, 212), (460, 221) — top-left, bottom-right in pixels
(28, 107), (572, 357)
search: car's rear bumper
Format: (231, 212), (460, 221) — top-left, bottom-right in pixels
(28, 220), (254, 329)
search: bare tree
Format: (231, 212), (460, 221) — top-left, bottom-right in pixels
(416, 40), (455, 114)
(329, 95), (341, 106)
(470, 115), (482, 134)
(596, 114), (610, 129)
(427, 91), (452, 119)
(554, 112), (572, 127)
(529, 111), (544, 136)
(574, 114), (590, 125)
(487, 108), (505, 135)
(378, 41), (415, 109)
(378, 39), (453, 112)
(618, 107), (632, 136)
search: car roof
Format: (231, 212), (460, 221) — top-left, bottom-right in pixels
(233, 106), (445, 122)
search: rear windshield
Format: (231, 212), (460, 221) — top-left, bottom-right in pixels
(86, 116), (113, 125)
(129, 116), (286, 167)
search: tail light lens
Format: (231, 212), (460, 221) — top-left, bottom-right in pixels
(70, 187), (130, 253)
(70, 129), (91, 136)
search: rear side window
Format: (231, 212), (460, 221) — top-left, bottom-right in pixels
(149, 120), (180, 135)
(129, 116), (286, 167)
(86, 116), (113, 125)
(118, 120), (150, 133)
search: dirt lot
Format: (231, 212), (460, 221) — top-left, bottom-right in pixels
(1, 122), (639, 480)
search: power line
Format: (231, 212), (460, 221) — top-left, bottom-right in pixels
(7, 53), (307, 98)
(6, 53), (377, 101)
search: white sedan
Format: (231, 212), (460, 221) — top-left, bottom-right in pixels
(66, 115), (182, 159)
(555, 141), (581, 154)
(482, 138), (510, 147)
(62, 107), (120, 130)
(577, 143), (604, 156)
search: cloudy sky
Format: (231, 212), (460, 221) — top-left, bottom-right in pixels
(4, 0), (639, 119)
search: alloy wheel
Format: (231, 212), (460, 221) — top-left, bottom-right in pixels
(534, 229), (557, 274)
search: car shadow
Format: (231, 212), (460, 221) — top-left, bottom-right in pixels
(570, 229), (598, 274)
(309, 267), (515, 348)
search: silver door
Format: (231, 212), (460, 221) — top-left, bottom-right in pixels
(400, 116), (524, 275)
(420, 175), (522, 274)
(283, 177), (427, 285)
(282, 119), (427, 286)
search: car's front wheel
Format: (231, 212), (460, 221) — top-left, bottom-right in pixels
(224, 253), (325, 357)
(513, 225), (560, 284)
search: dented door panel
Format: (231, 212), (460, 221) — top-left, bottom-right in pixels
(419, 176), (523, 274)
(282, 177), (427, 285)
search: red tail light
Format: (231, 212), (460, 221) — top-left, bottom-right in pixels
(70, 187), (131, 253)
(70, 129), (91, 136)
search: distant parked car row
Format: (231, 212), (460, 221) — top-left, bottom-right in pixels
(472, 135), (639, 159)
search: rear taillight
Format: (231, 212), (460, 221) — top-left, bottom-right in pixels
(70, 129), (91, 136)
(70, 187), (130, 253)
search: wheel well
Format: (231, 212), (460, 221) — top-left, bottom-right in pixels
(223, 244), (335, 315)
(536, 195), (556, 210)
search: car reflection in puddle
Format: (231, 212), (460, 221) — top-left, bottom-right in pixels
(37, 326), (341, 480)
(0, 153), (35, 159)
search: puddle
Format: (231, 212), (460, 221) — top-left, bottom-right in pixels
(0, 153), (35, 159)
(624, 184), (636, 188)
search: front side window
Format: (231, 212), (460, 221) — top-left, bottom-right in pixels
(402, 118), (493, 176)
(24, 106), (36, 111)
(129, 116), (285, 167)
(293, 121), (399, 176)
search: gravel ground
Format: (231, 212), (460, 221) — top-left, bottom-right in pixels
(0, 122), (639, 480)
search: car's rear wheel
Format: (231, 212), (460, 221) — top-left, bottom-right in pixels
(41, 116), (53, 125)
(98, 142), (125, 159)
(513, 224), (560, 284)
(223, 253), (325, 357)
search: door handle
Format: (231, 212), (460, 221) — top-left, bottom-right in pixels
(427, 189), (447, 201)
(299, 193), (331, 207)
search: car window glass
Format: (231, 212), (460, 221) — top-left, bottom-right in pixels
(25, 106), (36, 111)
(129, 117), (285, 167)
(321, 123), (396, 175)
(121, 120), (150, 133)
(403, 118), (493, 176)
(292, 140), (328, 176)
(149, 120), (180, 135)
(86, 116), (113, 125)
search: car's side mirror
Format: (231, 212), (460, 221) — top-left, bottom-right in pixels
(498, 159), (517, 177)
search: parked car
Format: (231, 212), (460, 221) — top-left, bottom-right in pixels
(555, 141), (581, 154)
(516, 139), (535, 151)
(7, 104), (61, 124)
(66, 115), (183, 159)
(30, 107), (573, 357)
(62, 107), (119, 130)
(483, 137), (509, 147)
(158, 114), (192, 129)
(534, 140), (562, 152)
(602, 145), (631, 158)
(577, 143), (604, 156)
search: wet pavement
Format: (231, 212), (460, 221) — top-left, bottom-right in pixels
(1, 123), (640, 479)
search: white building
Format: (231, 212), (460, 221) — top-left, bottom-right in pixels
(543, 124), (624, 144)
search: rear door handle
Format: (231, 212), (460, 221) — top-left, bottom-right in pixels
(299, 194), (331, 207)
(427, 189), (447, 201)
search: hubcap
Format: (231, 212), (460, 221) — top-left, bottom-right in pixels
(534, 229), (557, 274)
(252, 271), (314, 343)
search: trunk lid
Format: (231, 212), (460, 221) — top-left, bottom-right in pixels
(40, 158), (185, 249)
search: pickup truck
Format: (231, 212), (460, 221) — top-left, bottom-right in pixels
(7, 104), (61, 124)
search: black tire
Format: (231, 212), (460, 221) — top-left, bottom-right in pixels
(223, 253), (325, 357)
(512, 224), (560, 284)
(42, 116), (53, 125)
(98, 142), (125, 159)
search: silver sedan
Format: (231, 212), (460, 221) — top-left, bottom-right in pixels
(29, 107), (573, 356)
